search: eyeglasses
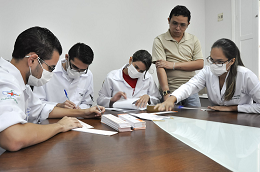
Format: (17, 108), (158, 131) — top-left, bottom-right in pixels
(25, 55), (55, 72)
(206, 56), (230, 67)
(69, 60), (88, 74)
(172, 21), (188, 29)
(38, 57), (55, 72)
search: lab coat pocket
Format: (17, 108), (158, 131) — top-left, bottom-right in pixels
(71, 88), (86, 104)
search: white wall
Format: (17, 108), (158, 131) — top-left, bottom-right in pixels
(205, 0), (233, 60)
(0, 0), (205, 102)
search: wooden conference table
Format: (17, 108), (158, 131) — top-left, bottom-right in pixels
(0, 109), (260, 172)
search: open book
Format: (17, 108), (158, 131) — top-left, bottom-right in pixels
(113, 98), (147, 110)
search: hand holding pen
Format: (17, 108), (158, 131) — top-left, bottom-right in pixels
(56, 90), (79, 109)
(83, 105), (105, 118)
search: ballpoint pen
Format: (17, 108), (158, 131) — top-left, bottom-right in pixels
(64, 89), (70, 100)
(96, 105), (102, 112)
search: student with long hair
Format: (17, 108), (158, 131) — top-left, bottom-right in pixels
(155, 38), (260, 113)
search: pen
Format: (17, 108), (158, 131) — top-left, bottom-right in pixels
(96, 105), (102, 112)
(64, 89), (70, 100)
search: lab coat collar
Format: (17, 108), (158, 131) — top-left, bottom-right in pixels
(0, 57), (26, 91)
(112, 64), (149, 82)
(164, 30), (192, 43)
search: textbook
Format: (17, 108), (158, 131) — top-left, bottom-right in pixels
(101, 114), (132, 132)
(113, 98), (147, 110)
(118, 114), (146, 130)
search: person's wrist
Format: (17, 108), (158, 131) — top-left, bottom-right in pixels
(55, 122), (65, 133)
(163, 90), (171, 96)
(172, 62), (175, 70)
(109, 100), (115, 108)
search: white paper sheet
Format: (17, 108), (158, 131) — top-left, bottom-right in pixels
(113, 98), (146, 110)
(72, 119), (118, 135)
(74, 128), (118, 136)
(129, 113), (170, 121)
(72, 119), (94, 132)
(105, 107), (137, 112)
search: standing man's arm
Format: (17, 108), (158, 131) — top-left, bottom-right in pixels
(155, 38), (204, 71)
(156, 59), (203, 71)
(152, 38), (171, 101)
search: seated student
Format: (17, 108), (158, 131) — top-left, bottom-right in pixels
(33, 43), (94, 110)
(155, 38), (260, 113)
(0, 26), (104, 151)
(97, 50), (161, 108)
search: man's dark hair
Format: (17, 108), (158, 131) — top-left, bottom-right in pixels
(12, 26), (62, 61)
(68, 43), (94, 65)
(132, 50), (152, 71)
(169, 5), (191, 23)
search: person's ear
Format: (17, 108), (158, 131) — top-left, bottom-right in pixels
(230, 58), (236, 65)
(168, 18), (170, 24)
(27, 54), (38, 67)
(65, 54), (69, 61)
(129, 57), (133, 64)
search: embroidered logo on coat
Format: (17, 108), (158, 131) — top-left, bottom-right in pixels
(1, 90), (20, 104)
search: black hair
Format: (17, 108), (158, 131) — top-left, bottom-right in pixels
(68, 43), (94, 65)
(12, 26), (62, 61)
(132, 50), (152, 71)
(211, 38), (244, 101)
(169, 5), (191, 23)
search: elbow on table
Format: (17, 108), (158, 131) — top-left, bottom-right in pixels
(2, 137), (25, 152)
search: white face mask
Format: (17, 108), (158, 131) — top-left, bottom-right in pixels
(127, 64), (143, 79)
(66, 59), (82, 79)
(210, 63), (229, 76)
(27, 59), (53, 86)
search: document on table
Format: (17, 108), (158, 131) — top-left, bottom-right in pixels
(105, 107), (137, 112)
(113, 98), (146, 110)
(129, 113), (171, 121)
(72, 120), (118, 136)
(76, 128), (118, 136)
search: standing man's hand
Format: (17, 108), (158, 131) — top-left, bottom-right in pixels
(163, 94), (170, 101)
(156, 59), (175, 69)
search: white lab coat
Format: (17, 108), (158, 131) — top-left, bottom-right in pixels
(97, 64), (161, 107)
(33, 59), (94, 111)
(172, 65), (260, 113)
(0, 57), (48, 132)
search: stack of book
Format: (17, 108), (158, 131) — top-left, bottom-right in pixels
(118, 114), (146, 130)
(101, 114), (132, 132)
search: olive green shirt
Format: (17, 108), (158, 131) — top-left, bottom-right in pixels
(152, 30), (203, 92)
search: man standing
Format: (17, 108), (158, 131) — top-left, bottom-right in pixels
(152, 5), (203, 107)
(34, 43), (94, 110)
(0, 27), (104, 152)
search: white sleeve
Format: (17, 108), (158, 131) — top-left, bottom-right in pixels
(0, 80), (27, 132)
(147, 77), (161, 105)
(97, 77), (113, 108)
(33, 85), (56, 118)
(171, 68), (207, 103)
(237, 71), (260, 113)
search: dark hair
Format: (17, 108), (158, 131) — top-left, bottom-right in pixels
(68, 43), (94, 65)
(132, 50), (152, 72)
(12, 26), (62, 61)
(169, 5), (191, 23)
(211, 38), (244, 101)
